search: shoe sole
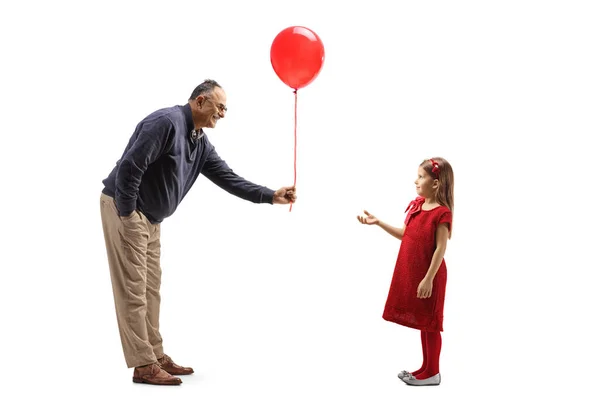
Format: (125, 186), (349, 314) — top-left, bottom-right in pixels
(163, 370), (194, 375)
(405, 382), (440, 386)
(402, 374), (441, 386)
(133, 377), (182, 385)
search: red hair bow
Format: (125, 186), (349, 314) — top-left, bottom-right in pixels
(430, 158), (440, 177)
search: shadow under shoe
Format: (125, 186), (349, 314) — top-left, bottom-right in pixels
(133, 363), (182, 385)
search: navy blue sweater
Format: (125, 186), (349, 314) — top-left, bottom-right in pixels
(102, 103), (275, 223)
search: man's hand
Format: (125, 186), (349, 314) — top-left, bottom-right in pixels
(273, 186), (297, 205)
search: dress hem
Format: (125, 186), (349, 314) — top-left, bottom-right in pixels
(382, 310), (444, 332)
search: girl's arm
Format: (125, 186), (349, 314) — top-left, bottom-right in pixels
(417, 223), (450, 298)
(357, 210), (405, 240)
(377, 220), (406, 240)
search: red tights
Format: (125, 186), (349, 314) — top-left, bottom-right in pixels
(411, 330), (442, 379)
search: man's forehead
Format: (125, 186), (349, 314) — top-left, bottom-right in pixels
(212, 87), (227, 102)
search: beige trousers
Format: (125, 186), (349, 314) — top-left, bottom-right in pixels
(100, 193), (164, 368)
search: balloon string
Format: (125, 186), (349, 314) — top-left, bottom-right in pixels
(289, 89), (297, 212)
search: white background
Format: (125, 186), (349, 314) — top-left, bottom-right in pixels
(1, 0), (598, 399)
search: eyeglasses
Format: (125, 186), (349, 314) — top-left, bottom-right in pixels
(205, 97), (227, 113)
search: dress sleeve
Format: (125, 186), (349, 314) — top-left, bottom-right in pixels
(438, 209), (453, 235)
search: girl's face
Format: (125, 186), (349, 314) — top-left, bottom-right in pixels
(414, 167), (438, 198)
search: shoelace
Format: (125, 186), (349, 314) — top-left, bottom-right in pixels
(159, 355), (182, 368)
(158, 355), (171, 364)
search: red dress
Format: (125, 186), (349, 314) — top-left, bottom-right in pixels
(382, 197), (452, 332)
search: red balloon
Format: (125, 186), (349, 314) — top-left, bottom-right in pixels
(270, 26), (325, 90)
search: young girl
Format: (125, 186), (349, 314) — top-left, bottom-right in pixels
(357, 157), (454, 386)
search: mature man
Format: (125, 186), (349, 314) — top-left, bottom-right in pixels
(100, 79), (296, 385)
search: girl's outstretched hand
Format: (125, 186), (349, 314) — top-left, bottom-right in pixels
(357, 210), (379, 225)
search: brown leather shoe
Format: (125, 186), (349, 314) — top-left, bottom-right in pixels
(133, 363), (182, 385)
(157, 354), (194, 375)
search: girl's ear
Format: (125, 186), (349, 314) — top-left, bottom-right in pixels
(432, 179), (440, 189)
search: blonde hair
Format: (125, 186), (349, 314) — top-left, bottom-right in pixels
(420, 157), (454, 237)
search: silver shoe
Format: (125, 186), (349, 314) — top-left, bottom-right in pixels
(402, 373), (441, 386)
(398, 370), (413, 379)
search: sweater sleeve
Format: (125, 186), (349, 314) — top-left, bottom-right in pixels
(201, 143), (275, 204)
(114, 118), (172, 216)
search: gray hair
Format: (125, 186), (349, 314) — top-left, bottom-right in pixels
(189, 79), (222, 100)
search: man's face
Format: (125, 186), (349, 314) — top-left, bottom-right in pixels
(195, 87), (227, 128)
